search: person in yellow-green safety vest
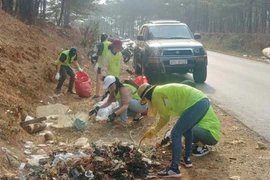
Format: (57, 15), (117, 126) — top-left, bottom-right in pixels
(137, 83), (220, 178)
(160, 80), (220, 158)
(100, 39), (133, 79)
(92, 33), (111, 99)
(55, 47), (83, 94)
(89, 75), (147, 127)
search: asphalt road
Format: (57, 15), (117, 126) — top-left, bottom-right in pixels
(153, 51), (270, 141)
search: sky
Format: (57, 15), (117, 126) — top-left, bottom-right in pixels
(99, 0), (106, 4)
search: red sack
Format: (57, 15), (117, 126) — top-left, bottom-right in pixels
(133, 76), (148, 86)
(75, 72), (92, 97)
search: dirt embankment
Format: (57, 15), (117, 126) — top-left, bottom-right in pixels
(0, 10), (93, 141)
(200, 33), (270, 58)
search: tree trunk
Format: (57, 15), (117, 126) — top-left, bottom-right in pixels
(42, 0), (46, 20)
(27, 0), (34, 24)
(2, 0), (13, 15)
(58, 0), (65, 26)
(64, 0), (70, 27)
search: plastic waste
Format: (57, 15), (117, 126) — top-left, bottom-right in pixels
(72, 118), (87, 131)
(85, 170), (94, 179)
(74, 137), (89, 147)
(24, 115), (34, 121)
(2, 147), (20, 169)
(71, 168), (81, 178)
(94, 97), (119, 121)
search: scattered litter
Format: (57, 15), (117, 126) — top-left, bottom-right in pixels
(72, 118), (87, 131)
(19, 163), (26, 170)
(24, 149), (32, 155)
(27, 154), (50, 167)
(256, 141), (267, 150)
(37, 144), (47, 147)
(59, 142), (67, 147)
(36, 149), (46, 155)
(230, 139), (246, 145)
(46, 140), (54, 144)
(2, 147), (20, 169)
(230, 176), (241, 180)
(44, 131), (54, 141)
(24, 115), (34, 121)
(74, 137), (88, 147)
(19, 141), (160, 179)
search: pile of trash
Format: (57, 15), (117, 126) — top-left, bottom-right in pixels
(15, 140), (160, 180)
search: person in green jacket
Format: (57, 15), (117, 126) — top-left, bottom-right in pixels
(160, 80), (220, 157)
(89, 76), (147, 127)
(55, 47), (83, 94)
(138, 83), (219, 178)
(92, 33), (111, 99)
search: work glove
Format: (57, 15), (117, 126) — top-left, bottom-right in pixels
(108, 113), (116, 122)
(89, 106), (100, 116)
(142, 128), (156, 139)
(160, 129), (172, 146)
(78, 67), (83, 72)
(126, 69), (134, 75)
(55, 72), (60, 80)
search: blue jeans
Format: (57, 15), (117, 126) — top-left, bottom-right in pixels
(170, 98), (210, 169)
(117, 99), (148, 124)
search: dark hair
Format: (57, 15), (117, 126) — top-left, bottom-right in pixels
(101, 33), (108, 42)
(115, 77), (124, 89)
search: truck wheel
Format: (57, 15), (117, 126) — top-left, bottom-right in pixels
(193, 67), (207, 83)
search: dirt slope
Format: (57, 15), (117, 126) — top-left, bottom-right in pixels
(0, 10), (94, 137)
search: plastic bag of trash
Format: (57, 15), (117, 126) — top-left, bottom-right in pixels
(75, 72), (92, 97)
(72, 118), (87, 131)
(94, 97), (119, 121)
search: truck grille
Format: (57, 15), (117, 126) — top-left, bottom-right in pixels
(162, 49), (192, 56)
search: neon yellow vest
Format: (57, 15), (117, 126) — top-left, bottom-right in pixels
(115, 84), (141, 100)
(55, 50), (76, 66)
(98, 41), (111, 68)
(106, 50), (122, 77)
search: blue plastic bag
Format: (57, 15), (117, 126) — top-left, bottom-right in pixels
(72, 118), (87, 131)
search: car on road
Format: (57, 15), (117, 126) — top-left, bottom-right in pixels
(133, 20), (207, 83)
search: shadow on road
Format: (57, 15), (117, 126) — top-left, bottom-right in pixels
(150, 73), (216, 95)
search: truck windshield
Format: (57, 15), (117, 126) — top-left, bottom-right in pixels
(147, 25), (193, 40)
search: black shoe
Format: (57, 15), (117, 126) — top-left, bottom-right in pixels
(133, 116), (144, 122)
(180, 157), (193, 168)
(55, 89), (61, 94)
(192, 146), (209, 157)
(157, 167), (181, 177)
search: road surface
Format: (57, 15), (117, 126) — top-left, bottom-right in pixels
(155, 51), (270, 141)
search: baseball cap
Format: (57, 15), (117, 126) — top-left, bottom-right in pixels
(111, 39), (123, 49)
(102, 76), (116, 89)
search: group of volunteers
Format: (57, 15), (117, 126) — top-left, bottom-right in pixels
(54, 33), (220, 178)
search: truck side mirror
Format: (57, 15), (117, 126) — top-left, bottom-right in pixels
(194, 33), (201, 40)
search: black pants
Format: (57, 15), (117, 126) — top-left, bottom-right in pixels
(56, 65), (75, 92)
